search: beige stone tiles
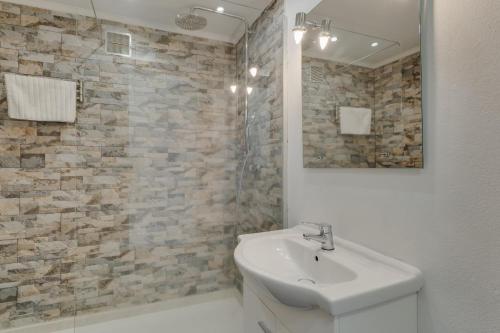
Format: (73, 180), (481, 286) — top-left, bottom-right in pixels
(0, 0), (257, 329)
(0, 24), (30, 50)
(0, 143), (19, 167)
(302, 53), (422, 168)
(19, 6), (77, 35)
(0, 47), (17, 72)
(235, 0), (284, 243)
(374, 53), (422, 168)
(0, 120), (37, 143)
(0, 3), (20, 26)
(302, 57), (374, 168)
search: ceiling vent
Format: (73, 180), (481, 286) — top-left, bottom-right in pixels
(106, 31), (132, 57)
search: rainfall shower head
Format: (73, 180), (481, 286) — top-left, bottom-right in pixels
(175, 12), (207, 30)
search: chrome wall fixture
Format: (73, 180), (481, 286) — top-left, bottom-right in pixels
(292, 12), (398, 53)
(292, 12), (334, 49)
(292, 12), (308, 44)
(318, 19), (332, 50)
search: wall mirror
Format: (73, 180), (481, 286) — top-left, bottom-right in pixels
(299, 0), (422, 168)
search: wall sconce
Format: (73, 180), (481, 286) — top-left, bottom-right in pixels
(292, 12), (307, 44)
(319, 19), (332, 50)
(292, 12), (334, 51)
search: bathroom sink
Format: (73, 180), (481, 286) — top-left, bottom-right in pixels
(234, 226), (423, 316)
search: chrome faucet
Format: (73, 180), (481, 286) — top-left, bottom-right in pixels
(301, 222), (335, 251)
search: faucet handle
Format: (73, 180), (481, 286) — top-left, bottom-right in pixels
(301, 222), (335, 251)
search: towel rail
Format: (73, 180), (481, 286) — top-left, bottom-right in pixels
(5, 73), (84, 104)
(330, 104), (340, 123)
(77, 80), (84, 104)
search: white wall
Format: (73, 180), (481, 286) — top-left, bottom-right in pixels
(283, 0), (500, 332)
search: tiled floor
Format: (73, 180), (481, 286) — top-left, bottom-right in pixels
(55, 297), (243, 333)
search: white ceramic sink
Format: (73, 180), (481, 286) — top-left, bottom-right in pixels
(234, 226), (423, 316)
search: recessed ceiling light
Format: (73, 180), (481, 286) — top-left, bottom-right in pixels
(331, 36), (338, 42)
(216, 6), (224, 13)
(371, 42), (379, 47)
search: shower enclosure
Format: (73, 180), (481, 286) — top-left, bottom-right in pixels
(0, 0), (284, 332)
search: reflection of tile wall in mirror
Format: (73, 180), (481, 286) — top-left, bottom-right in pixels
(374, 53), (422, 168)
(301, 0), (422, 169)
(302, 52), (421, 168)
(302, 57), (376, 168)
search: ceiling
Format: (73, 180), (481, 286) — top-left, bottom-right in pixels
(7, 0), (272, 43)
(303, 0), (420, 68)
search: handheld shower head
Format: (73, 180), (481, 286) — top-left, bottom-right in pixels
(175, 12), (207, 31)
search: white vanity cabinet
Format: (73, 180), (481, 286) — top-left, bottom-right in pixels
(243, 283), (418, 333)
(243, 284), (277, 333)
(236, 227), (422, 333)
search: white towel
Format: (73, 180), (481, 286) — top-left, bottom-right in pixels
(5, 73), (76, 123)
(339, 106), (372, 135)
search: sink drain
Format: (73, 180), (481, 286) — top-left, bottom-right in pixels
(297, 278), (316, 285)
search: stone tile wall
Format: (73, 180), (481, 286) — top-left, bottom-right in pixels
(0, 1), (238, 329)
(302, 58), (376, 168)
(374, 53), (422, 168)
(302, 52), (422, 168)
(236, 0), (284, 236)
